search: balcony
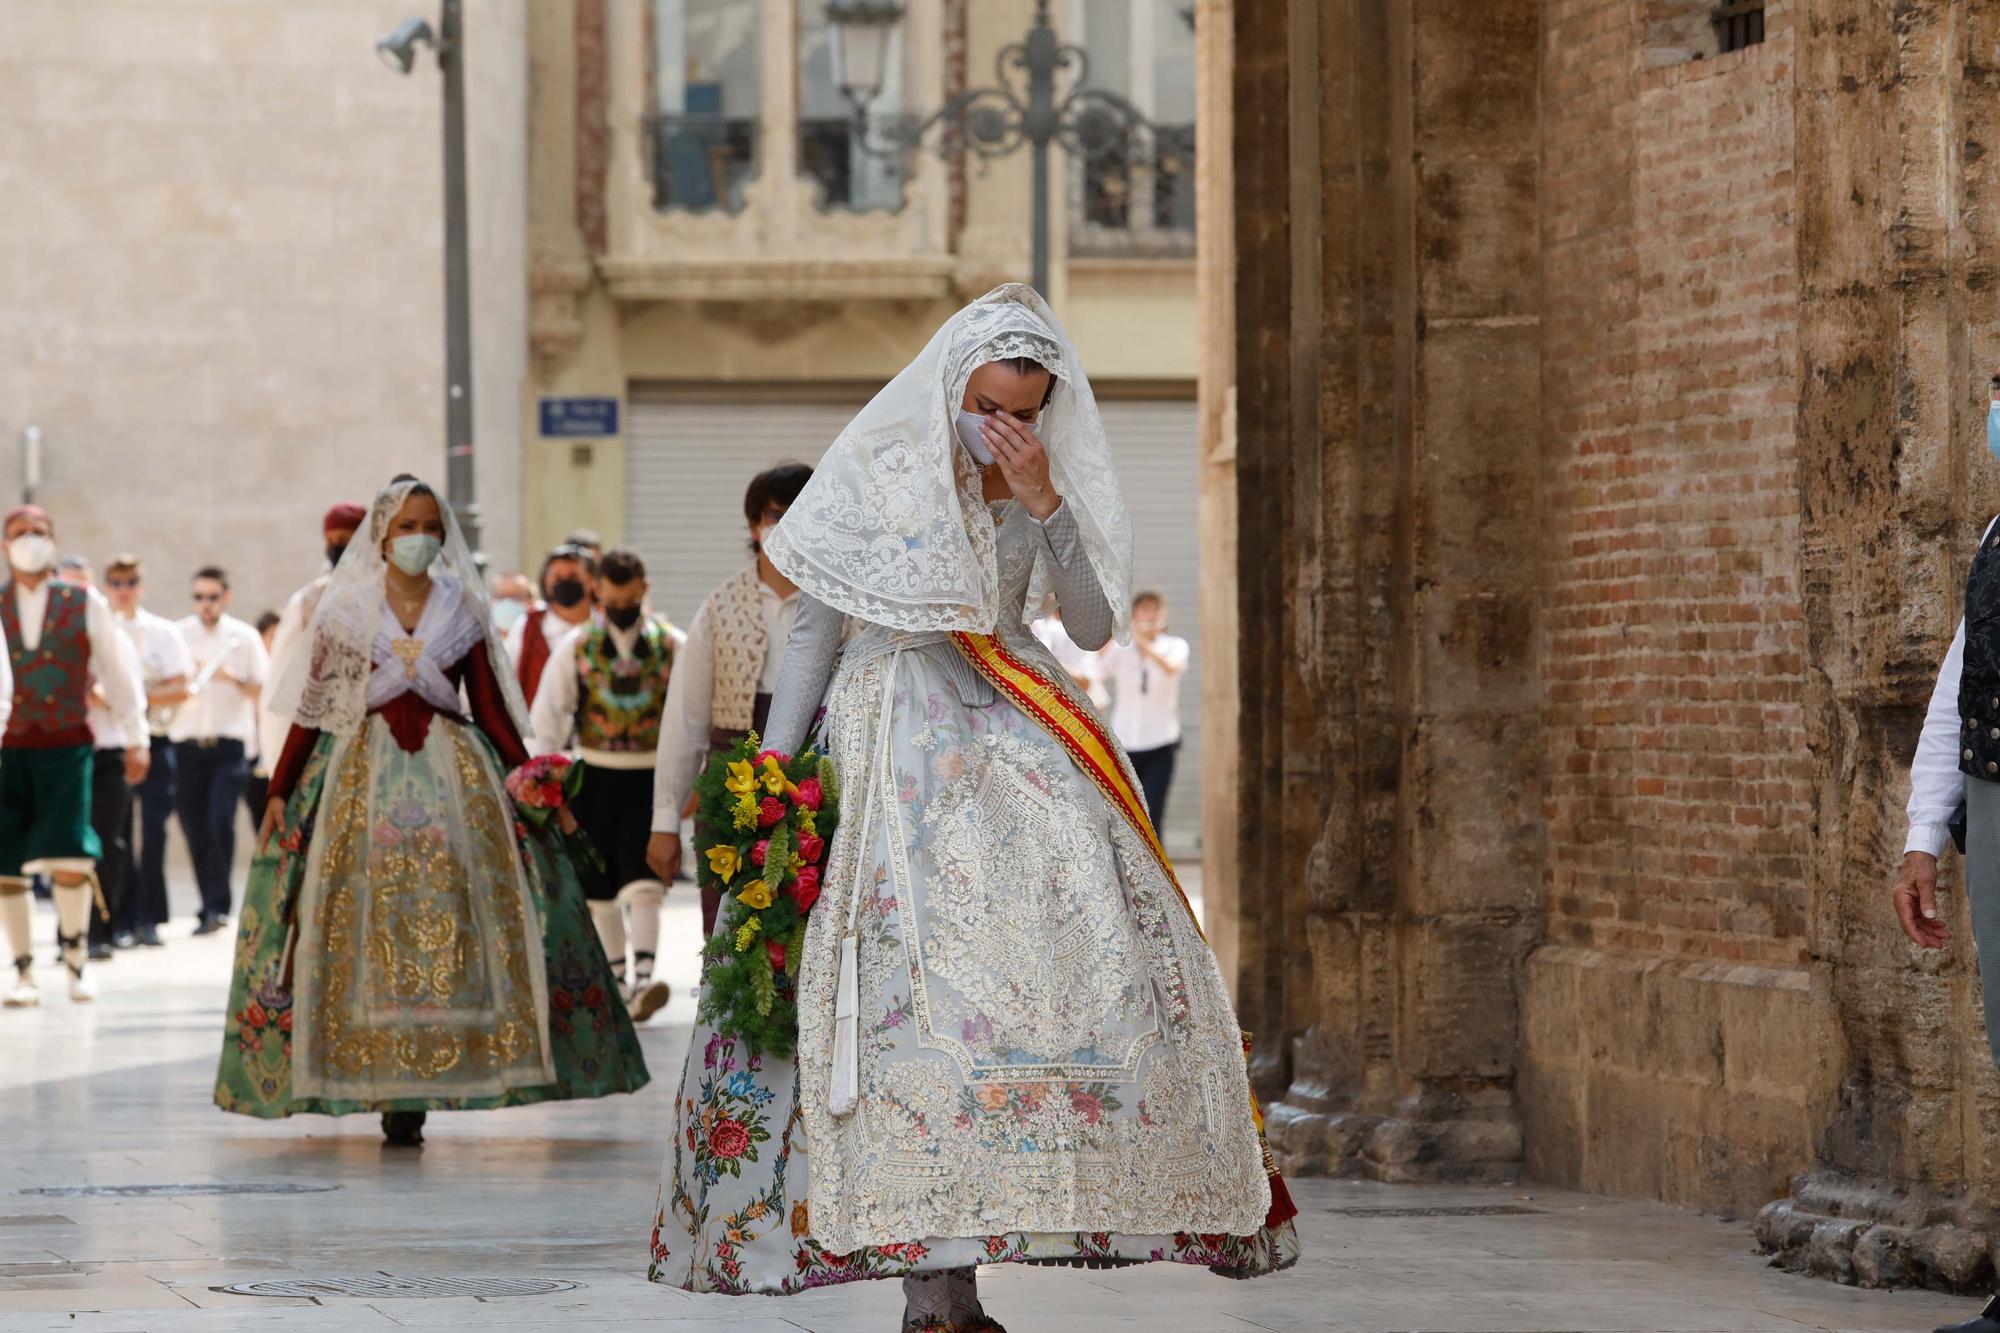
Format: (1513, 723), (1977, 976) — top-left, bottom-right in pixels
(647, 114), (759, 216)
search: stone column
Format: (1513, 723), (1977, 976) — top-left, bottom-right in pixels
(1757, 0), (2000, 1291)
(1233, 0), (1544, 1181)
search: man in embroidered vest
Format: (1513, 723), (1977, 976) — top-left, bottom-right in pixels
(506, 542), (598, 705)
(0, 506), (149, 1007)
(647, 462), (812, 936)
(531, 547), (685, 1022)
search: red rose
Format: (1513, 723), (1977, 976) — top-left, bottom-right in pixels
(756, 748), (789, 766)
(794, 778), (823, 811)
(708, 1117), (751, 1159)
(788, 866), (821, 914)
(797, 832), (824, 864)
(750, 839), (770, 867)
(766, 938), (787, 972)
(242, 1001), (267, 1029)
(1070, 1090), (1104, 1124)
(277, 1009), (293, 1033)
(758, 796), (785, 828)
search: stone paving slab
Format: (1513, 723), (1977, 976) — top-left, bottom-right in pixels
(0, 892), (1983, 1331)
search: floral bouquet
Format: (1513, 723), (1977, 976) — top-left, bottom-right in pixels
(693, 734), (840, 1059)
(504, 753), (605, 876)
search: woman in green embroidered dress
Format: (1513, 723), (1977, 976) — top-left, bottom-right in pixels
(214, 476), (647, 1144)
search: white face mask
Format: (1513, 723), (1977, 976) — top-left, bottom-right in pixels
(388, 533), (442, 577)
(954, 409), (995, 466)
(491, 596), (528, 633)
(754, 521), (777, 549)
(7, 533), (55, 575)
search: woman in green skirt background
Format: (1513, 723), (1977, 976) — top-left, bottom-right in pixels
(215, 476), (647, 1144)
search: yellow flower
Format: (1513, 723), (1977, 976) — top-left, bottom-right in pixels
(797, 807), (817, 836)
(734, 916), (762, 953)
(788, 853), (805, 873)
(737, 879), (774, 910)
(724, 759), (758, 796)
(705, 844), (742, 884)
(759, 756), (788, 795)
(732, 792), (759, 831)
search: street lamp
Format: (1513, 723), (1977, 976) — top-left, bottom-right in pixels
(827, 0), (1188, 295)
(377, 2), (480, 556)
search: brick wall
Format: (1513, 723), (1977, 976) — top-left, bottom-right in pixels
(1541, 0), (1806, 968)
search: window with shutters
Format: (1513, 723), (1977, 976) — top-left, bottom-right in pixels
(647, 1), (760, 215)
(1068, 0), (1196, 259)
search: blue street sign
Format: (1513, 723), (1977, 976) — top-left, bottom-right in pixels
(539, 397), (620, 438)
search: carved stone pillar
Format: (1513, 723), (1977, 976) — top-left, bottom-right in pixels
(1756, 0), (2000, 1292)
(1225, 0), (1543, 1182)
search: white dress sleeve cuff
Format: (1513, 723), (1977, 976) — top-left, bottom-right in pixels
(1905, 822), (1954, 859)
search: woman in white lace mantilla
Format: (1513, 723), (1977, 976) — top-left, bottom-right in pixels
(649, 287), (1298, 1332)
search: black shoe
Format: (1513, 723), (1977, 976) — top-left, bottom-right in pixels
(381, 1111), (427, 1147)
(87, 943), (114, 962)
(135, 926), (164, 948)
(1936, 1299), (2000, 1333)
(191, 917), (222, 937)
(111, 932), (136, 950)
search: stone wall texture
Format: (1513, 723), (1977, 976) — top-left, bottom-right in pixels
(0, 0), (529, 615)
(1212, 0), (2000, 1289)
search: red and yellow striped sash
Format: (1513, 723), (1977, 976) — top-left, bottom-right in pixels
(950, 630), (1298, 1231)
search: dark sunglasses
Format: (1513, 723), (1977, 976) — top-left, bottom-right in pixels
(192, 592), (224, 603)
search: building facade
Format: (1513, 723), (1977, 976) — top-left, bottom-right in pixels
(1204, 0), (2000, 1291)
(0, 0), (530, 616)
(523, 0), (1209, 840)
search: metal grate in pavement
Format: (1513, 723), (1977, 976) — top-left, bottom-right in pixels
(1325, 1204), (1545, 1218)
(0, 1214), (73, 1226)
(215, 1275), (582, 1300)
(22, 1183), (340, 1198)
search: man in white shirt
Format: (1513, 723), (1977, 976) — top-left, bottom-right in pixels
(171, 565), (269, 935)
(529, 548), (686, 1022)
(1096, 590), (1191, 828)
(256, 502), (364, 803)
(647, 463), (812, 938)
(100, 554), (192, 949)
(55, 557), (149, 962)
(1898, 508), (2000, 1333)
(0, 505), (148, 1006)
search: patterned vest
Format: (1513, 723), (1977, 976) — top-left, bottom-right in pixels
(709, 565), (769, 732)
(2, 582), (94, 750)
(575, 619), (674, 753)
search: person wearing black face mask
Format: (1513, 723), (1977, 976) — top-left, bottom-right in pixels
(528, 548), (685, 1022)
(506, 544), (598, 704)
(257, 501), (365, 813)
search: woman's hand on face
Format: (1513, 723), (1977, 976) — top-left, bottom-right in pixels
(983, 412), (1060, 520)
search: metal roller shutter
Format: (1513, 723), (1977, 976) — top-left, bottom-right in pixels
(625, 392), (1203, 851)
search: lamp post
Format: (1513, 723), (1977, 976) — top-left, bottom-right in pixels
(377, 2), (480, 555)
(828, 0), (1189, 297)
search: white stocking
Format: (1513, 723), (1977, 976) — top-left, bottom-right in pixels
(588, 900), (627, 983)
(0, 879), (31, 977)
(618, 880), (665, 985)
(51, 878), (93, 977)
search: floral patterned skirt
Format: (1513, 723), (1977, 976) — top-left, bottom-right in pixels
(648, 1027), (1298, 1295)
(214, 723), (650, 1117)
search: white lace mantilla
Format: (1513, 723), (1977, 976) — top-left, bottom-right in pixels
(764, 284), (1135, 646)
(790, 512), (1269, 1252)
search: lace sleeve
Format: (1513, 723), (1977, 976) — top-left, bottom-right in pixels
(1037, 503), (1114, 650)
(762, 593), (846, 758)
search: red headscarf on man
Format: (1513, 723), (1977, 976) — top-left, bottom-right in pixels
(3, 504), (50, 536)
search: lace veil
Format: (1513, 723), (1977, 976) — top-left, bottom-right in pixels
(267, 475), (529, 739)
(763, 283), (1134, 644)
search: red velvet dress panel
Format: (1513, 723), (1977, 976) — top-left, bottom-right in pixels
(269, 640), (527, 804)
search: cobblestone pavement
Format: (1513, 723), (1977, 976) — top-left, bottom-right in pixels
(0, 886), (1978, 1332)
